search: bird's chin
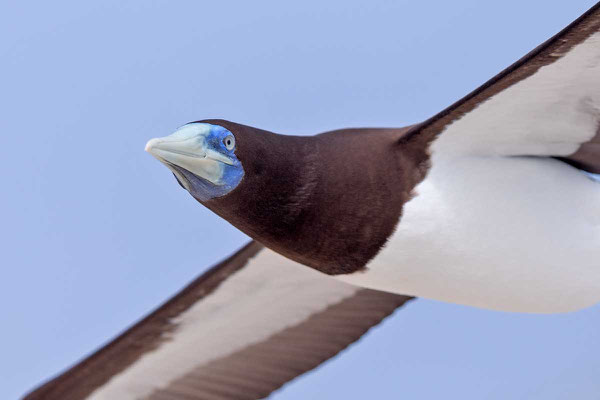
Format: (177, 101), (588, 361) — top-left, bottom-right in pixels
(167, 161), (247, 204)
(164, 162), (224, 201)
(162, 161), (193, 191)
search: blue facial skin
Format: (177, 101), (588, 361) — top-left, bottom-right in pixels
(171, 124), (244, 202)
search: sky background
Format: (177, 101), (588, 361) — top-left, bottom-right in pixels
(2, 1), (600, 399)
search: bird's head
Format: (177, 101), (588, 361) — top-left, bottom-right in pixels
(146, 119), (428, 275)
(145, 122), (245, 201)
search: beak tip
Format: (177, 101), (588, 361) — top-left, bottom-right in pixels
(145, 138), (159, 154)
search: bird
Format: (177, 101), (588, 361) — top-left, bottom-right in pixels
(24, 3), (600, 400)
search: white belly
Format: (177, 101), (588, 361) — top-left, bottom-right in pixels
(336, 156), (600, 313)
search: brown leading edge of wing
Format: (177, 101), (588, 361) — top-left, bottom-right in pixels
(23, 242), (412, 400)
(405, 1), (600, 173)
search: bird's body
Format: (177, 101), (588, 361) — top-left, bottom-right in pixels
(24, 4), (600, 399)
(338, 31), (600, 313)
(339, 155), (600, 312)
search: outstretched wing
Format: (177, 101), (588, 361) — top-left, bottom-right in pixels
(407, 2), (600, 172)
(23, 242), (411, 400)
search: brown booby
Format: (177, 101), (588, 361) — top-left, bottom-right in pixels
(24, 3), (600, 400)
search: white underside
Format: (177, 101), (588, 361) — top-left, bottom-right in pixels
(338, 157), (600, 313)
(338, 33), (600, 313)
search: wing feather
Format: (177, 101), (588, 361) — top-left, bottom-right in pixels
(23, 242), (411, 400)
(407, 2), (600, 172)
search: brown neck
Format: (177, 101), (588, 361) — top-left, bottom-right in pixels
(200, 121), (429, 274)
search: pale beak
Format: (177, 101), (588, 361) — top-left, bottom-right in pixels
(145, 124), (231, 186)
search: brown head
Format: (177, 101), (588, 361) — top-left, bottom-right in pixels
(146, 119), (429, 274)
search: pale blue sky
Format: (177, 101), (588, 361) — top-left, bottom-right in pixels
(2, 1), (599, 399)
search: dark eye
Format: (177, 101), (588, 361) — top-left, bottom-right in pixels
(223, 134), (235, 151)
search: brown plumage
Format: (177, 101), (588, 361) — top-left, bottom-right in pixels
(198, 120), (430, 275)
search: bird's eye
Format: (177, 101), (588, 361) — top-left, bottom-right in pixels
(223, 135), (235, 151)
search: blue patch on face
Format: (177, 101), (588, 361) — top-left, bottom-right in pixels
(170, 124), (244, 202)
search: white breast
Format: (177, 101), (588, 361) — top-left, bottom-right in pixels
(337, 155), (600, 313)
